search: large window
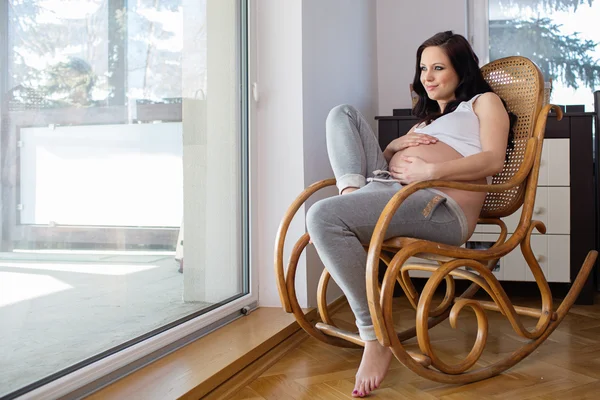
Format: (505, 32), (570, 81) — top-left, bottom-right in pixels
(468, 0), (600, 111)
(0, 0), (251, 398)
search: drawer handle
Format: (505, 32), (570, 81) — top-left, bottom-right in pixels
(534, 207), (545, 215)
(536, 255), (546, 263)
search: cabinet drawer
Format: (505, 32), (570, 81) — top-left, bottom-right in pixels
(539, 139), (570, 187)
(546, 235), (570, 283)
(475, 187), (570, 234)
(504, 234), (546, 282)
(508, 234), (570, 283)
(464, 233), (570, 283)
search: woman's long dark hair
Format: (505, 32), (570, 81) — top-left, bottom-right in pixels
(412, 31), (516, 151)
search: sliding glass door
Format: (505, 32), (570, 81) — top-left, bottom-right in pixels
(0, 0), (250, 397)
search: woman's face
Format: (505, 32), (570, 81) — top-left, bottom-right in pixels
(420, 46), (460, 105)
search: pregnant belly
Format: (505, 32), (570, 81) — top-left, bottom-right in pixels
(389, 140), (466, 169)
(389, 141), (487, 237)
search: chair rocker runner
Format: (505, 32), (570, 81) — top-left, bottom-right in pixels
(274, 56), (598, 384)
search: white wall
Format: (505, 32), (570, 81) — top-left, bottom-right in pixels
(256, 0), (307, 307)
(301, 0), (379, 305)
(256, 0), (378, 307)
(376, 0), (467, 115)
(257, 0), (468, 307)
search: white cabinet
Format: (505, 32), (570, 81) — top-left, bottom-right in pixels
(403, 139), (571, 284)
(538, 139), (570, 186)
(472, 139), (570, 283)
(502, 187), (570, 234)
(546, 235), (571, 283)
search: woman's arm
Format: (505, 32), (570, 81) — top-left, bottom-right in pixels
(390, 93), (510, 183)
(432, 92), (509, 180)
(431, 150), (505, 181)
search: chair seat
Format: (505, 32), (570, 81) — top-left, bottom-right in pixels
(380, 236), (458, 263)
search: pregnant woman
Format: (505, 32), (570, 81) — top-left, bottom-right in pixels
(306, 31), (512, 398)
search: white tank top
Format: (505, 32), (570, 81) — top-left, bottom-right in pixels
(413, 93), (493, 184)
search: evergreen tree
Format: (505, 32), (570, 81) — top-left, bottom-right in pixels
(7, 0), (185, 107)
(492, 0), (600, 90)
(495, 0), (592, 11)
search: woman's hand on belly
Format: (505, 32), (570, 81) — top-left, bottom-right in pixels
(389, 141), (464, 184)
(387, 132), (438, 152)
(389, 142), (488, 234)
(389, 155), (434, 184)
(384, 132), (439, 162)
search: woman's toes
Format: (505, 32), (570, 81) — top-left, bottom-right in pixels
(359, 381), (366, 397)
(369, 377), (376, 392)
(352, 382), (363, 397)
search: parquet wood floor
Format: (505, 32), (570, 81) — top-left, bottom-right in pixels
(233, 294), (600, 399)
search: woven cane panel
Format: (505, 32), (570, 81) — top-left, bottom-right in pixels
(480, 57), (543, 218)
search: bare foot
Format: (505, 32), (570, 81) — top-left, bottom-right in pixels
(352, 340), (393, 397)
(341, 187), (359, 195)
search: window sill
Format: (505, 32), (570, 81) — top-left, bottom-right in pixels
(85, 306), (310, 400)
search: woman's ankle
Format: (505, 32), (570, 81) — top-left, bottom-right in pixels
(364, 339), (389, 350)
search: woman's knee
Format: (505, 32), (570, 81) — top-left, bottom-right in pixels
(306, 198), (341, 239)
(306, 200), (327, 238)
(326, 104), (357, 124)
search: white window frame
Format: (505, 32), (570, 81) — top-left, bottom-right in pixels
(466, 0), (490, 66)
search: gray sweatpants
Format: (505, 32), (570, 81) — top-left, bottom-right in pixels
(306, 104), (468, 341)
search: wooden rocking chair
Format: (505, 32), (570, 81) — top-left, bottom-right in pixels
(274, 56), (598, 384)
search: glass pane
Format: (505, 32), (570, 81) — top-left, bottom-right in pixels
(488, 0), (600, 111)
(0, 0), (248, 396)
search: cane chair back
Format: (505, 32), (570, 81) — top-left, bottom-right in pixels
(480, 56), (545, 218)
